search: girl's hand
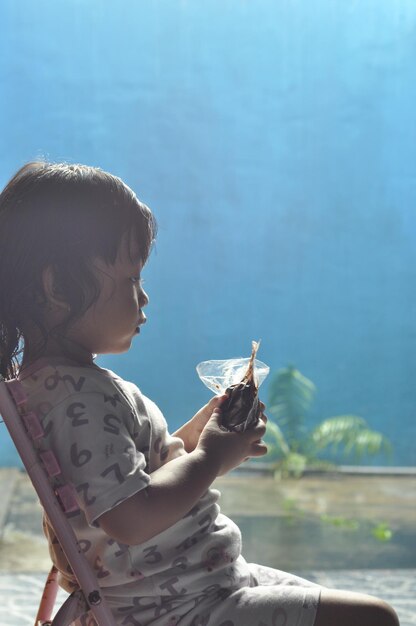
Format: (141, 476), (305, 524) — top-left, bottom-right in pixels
(196, 405), (268, 476)
(172, 393), (229, 453)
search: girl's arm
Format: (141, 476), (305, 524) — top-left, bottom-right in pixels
(97, 408), (267, 546)
(98, 445), (218, 545)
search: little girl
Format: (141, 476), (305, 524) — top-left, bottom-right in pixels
(0, 162), (399, 626)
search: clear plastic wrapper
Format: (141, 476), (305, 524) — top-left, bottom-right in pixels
(196, 340), (270, 432)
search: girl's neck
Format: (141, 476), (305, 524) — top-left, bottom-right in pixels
(20, 335), (96, 373)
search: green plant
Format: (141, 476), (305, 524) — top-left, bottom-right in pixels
(280, 500), (394, 543)
(265, 365), (393, 478)
(320, 514), (393, 542)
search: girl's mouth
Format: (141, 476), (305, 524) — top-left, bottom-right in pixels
(135, 315), (146, 334)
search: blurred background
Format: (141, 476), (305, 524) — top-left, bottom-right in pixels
(1, 0), (416, 467)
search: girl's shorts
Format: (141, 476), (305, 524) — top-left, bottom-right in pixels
(206, 563), (322, 626)
(75, 563), (322, 626)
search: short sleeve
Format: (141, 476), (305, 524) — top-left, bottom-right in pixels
(44, 390), (151, 526)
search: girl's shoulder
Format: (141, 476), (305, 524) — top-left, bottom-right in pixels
(18, 356), (145, 407)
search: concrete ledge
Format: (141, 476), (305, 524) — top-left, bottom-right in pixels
(236, 463), (416, 477)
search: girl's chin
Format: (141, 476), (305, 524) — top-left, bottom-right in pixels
(99, 339), (135, 354)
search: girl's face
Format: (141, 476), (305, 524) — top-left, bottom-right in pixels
(68, 232), (149, 357)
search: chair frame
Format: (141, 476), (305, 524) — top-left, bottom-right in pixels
(0, 375), (117, 626)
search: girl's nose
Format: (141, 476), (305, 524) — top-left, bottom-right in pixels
(139, 288), (149, 308)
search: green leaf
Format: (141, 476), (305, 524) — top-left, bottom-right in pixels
(311, 416), (367, 449)
(264, 420), (290, 457)
(268, 366), (315, 445)
(311, 416), (392, 460)
(275, 452), (307, 478)
(320, 515), (360, 531)
(268, 367), (315, 415)
(343, 429), (393, 460)
(371, 522), (393, 542)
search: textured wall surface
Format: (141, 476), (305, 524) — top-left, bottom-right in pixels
(1, 1), (416, 465)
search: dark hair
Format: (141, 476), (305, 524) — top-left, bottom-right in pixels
(0, 161), (158, 379)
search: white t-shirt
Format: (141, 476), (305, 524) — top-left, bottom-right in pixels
(18, 357), (321, 626)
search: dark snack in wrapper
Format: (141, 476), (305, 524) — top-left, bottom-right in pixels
(220, 340), (261, 432)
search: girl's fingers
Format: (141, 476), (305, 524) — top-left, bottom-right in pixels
(206, 395), (227, 414)
(213, 393), (229, 407)
(209, 407), (223, 424)
(253, 420), (267, 438)
(250, 419), (267, 448)
(251, 441), (268, 456)
(259, 401), (267, 422)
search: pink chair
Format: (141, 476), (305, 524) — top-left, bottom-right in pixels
(0, 375), (116, 626)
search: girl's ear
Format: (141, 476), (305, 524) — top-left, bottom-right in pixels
(41, 265), (69, 312)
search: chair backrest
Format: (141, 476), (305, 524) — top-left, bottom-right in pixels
(0, 375), (117, 626)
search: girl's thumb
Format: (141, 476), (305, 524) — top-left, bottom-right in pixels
(210, 406), (229, 432)
(210, 406), (222, 421)
(210, 393), (228, 409)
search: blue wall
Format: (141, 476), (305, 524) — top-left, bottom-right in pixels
(1, 1), (416, 465)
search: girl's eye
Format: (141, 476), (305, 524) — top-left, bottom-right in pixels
(130, 276), (145, 286)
